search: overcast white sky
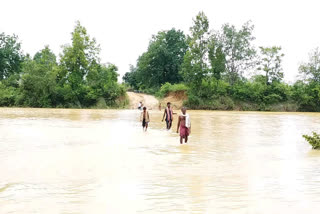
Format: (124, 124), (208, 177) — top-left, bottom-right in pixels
(1, 0), (320, 83)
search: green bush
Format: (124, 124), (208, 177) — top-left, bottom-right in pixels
(264, 93), (282, 104)
(292, 81), (320, 112)
(0, 82), (18, 106)
(142, 87), (158, 95)
(184, 78), (234, 110)
(157, 82), (188, 97)
(231, 76), (293, 107)
(232, 81), (266, 103)
(303, 132), (320, 149)
(185, 95), (234, 110)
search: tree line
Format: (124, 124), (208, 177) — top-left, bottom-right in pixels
(123, 12), (320, 111)
(0, 21), (127, 108)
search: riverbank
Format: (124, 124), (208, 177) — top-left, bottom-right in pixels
(0, 91), (310, 112)
(155, 90), (301, 112)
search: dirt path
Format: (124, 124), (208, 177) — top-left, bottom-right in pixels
(127, 92), (159, 110)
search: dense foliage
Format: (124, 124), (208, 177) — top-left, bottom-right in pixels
(156, 82), (188, 98)
(0, 33), (24, 80)
(303, 132), (320, 149)
(123, 28), (188, 93)
(0, 22), (127, 108)
(124, 12), (320, 112)
(2, 12), (320, 111)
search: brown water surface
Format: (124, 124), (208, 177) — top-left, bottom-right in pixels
(1, 108), (320, 213)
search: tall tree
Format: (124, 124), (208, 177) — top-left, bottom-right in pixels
(122, 64), (138, 89)
(86, 63), (122, 106)
(58, 21), (101, 105)
(258, 46), (284, 85)
(208, 36), (226, 81)
(299, 47), (320, 83)
(0, 33), (24, 80)
(220, 21), (256, 85)
(125, 28), (187, 90)
(19, 47), (58, 107)
(181, 12), (210, 87)
(33, 45), (57, 68)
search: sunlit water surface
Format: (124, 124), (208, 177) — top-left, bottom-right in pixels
(1, 108), (320, 213)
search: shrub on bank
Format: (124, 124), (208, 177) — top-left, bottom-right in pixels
(292, 81), (320, 112)
(0, 82), (18, 106)
(156, 77), (307, 112)
(231, 78), (291, 105)
(185, 95), (234, 110)
(157, 82), (188, 98)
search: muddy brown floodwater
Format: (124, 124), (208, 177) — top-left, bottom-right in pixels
(1, 108), (320, 213)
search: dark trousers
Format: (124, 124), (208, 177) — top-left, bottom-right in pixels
(166, 119), (172, 129)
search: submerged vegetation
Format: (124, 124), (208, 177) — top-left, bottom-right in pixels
(303, 132), (320, 149)
(124, 12), (320, 112)
(0, 22), (127, 108)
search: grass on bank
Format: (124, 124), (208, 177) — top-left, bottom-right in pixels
(151, 82), (305, 112)
(156, 82), (188, 98)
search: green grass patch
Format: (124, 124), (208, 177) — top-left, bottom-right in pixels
(156, 82), (188, 98)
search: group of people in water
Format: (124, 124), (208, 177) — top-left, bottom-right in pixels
(139, 102), (191, 144)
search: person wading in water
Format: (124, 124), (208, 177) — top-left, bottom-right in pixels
(177, 107), (191, 144)
(140, 107), (150, 131)
(162, 102), (174, 130)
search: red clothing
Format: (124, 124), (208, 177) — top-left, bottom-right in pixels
(180, 124), (189, 137)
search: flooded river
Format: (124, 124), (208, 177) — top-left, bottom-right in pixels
(1, 108), (320, 213)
